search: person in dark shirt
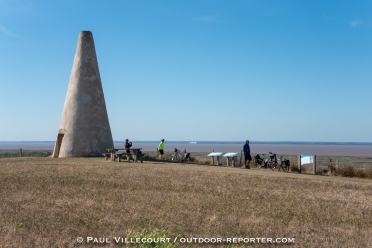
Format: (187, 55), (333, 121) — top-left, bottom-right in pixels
(243, 140), (251, 169)
(124, 139), (132, 154)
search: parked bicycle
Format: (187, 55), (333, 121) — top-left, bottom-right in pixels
(254, 154), (264, 167)
(266, 152), (278, 171)
(257, 152), (278, 170)
(256, 152), (290, 172)
(170, 148), (191, 162)
(277, 156), (290, 172)
(256, 153), (269, 169)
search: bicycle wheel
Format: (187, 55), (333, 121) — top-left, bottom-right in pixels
(261, 159), (267, 168)
(171, 153), (180, 162)
(277, 161), (284, 172)
(170, 155), (175, 161)
(270, 161), (275, 170)
(255, 158), (261, 167)
(284, 164), (289, 172)
(267, 160), (275, 171)
(176, 152), (182, 161)
(283, 161), (290, 172)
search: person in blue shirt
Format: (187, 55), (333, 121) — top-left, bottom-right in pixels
(243, 140), (251, 169)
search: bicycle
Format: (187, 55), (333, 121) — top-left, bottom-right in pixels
(170, 148), (190, 162)
(257, 153), (269, 169)
(266, 152), (279, 171)
(254, 154), (263, 167)
(276, 156), (290, 172)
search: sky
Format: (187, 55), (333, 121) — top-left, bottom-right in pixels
(0, 0), (371, 142)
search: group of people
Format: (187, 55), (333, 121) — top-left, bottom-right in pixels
(124, 138), (165, 160)
(125, 138), (252, 169)
(157, 139), (252, 170)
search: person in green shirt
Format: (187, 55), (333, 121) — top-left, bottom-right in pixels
(158, 139), (164, 159)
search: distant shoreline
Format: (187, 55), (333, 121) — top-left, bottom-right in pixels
(1, 141), (372, 145)
(0, 141), (371, 157)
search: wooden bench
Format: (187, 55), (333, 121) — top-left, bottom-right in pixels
(115, 152), (134, 162)
(102, 153), (111, 161)
(134, 153), (145, 163)
(114, 152), (146, 163)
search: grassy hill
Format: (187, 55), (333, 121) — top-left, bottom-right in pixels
(0, 157), (371, 247)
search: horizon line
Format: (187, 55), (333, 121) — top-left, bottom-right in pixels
(0, 140), (372, 144)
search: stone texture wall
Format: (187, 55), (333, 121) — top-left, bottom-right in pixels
(55, 31), (113, 157)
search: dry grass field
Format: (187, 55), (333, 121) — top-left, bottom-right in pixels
(1, 157), (372, 248)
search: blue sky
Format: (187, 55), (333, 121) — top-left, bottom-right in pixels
(1, 0), (371, 142)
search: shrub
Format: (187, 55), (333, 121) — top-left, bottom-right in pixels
(162, 152), (172, 161)
(194, 157), (211, 165)
(290, 161), (298, 172)
(335, 166), (372, 179)
(289, 161), (308, 173)
(141, 152), (172, 161)
(142, 153), (159, 161)
(315, 168), (326, 175)
(0, 151), (52, 158)
(187, 156), (196, 163)
(336, 165), (355, 177)
(354, 169), (367, 178)
(365, 168), (372, 179)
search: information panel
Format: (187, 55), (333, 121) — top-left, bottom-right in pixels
(300, 154), (314, 165)
(208, 152), (223, 156)
(223, 152), (238, 157)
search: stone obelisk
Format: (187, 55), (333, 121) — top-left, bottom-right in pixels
(53, 31), (113, 157)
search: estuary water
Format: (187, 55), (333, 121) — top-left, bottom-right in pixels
(0, 141), (371, 157)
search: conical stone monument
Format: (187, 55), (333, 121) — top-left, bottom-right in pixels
(53, 31), (113, 157)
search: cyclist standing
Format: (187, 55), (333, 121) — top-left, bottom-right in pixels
(158, 139), (165, 159)
(243, 140), (251, 169)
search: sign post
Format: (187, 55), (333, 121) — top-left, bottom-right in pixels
(299, 154), (316, 175)
(208, 152), (223, 165)
(223, 152), (238, 167)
